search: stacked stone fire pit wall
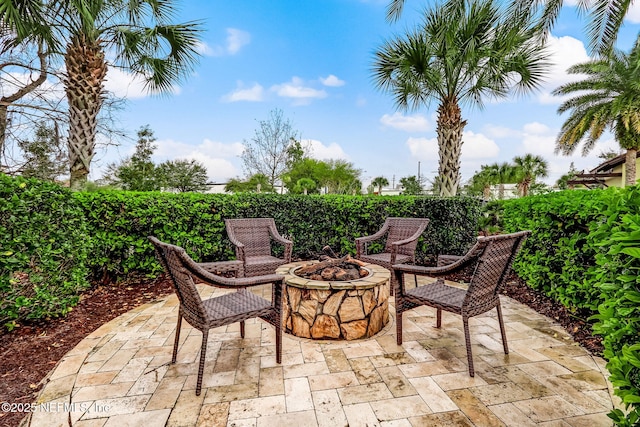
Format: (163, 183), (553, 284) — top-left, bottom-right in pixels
(276, 262), (390, 340)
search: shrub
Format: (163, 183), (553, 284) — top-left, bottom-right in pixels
(0, 175), (90, 329)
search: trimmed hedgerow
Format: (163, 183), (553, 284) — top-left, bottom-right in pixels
(500, 187), (640, 426)
(74, 191), (483, 281)
(0, 175), (90, 330)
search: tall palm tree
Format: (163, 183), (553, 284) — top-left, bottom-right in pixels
(371, 176), (389, 195)
(2, 0), (202, 189)
(373, 0), (548, 197)
(514, 154), (548, 196)
(553, 40), (640, 187)
(386, 0), (630, 55)
(488, 162), (518, 199)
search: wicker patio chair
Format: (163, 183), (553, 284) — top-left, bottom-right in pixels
(149, 236), (284, 396)
(356, 217), (429, 294)
(225, 218), (293, 277)
(392, 230), (530, 377)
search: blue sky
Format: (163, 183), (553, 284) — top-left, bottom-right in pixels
(94, 0), (640, 187)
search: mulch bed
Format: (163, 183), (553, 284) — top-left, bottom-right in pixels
(0, 274), (603, 427)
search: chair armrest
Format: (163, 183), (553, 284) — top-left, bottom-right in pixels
(198, 260), (244, 278)
(356, 225), (389, 257)
(226, 234), (246, 261)
(269, 231), (293, 262)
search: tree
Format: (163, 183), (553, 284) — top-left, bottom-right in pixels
(157, 159), (208, 193)
(282, 158), (328, 194)
(488, 162), (518, 199)
(399, 175), (423, 195)
(556, 162), (579, 189)
(241, 109), (300, 189)
(17, 122), (66, 181)
(105, 126), (159, 191)
(514, 154), (548, 197)
(295, 178), (316, 195)
(554, 42), (640, 187)
(371, 176), (389, 195)
(468, 165), (498, 200)
(373, 0), (548, 196)
(225, 174), (275, 193)
(1, 0), (203, 189)
(324, 159), (362, 194)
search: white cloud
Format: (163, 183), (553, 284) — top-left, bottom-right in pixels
(210, 28), (251, 56)
(482, 124), (520, 139)
(537, 35), (590, 104)
(407, 136), (438, 159)
(380, 112), (430, 132)
(195, 41), (214, 56)
(271, 77), (327, 104)
(304, 139), (349, 160)
(104, 67), (162, 99)
(222, 82), (264, 102)
(462, 131), (500, 158)
(320, 74), (346, 87)
(226, 29), (251, 54)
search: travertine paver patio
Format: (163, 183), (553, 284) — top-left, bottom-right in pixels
(26, 279), (619, 427)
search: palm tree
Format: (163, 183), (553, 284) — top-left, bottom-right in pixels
(2, 1), (202, 189)
(371, 176), (389, 195)
(373, 0), (548, 197)
(514, 154), (548, 196)
(386, 0), (631, 55)
(469, 165), (498, 200)
(488, 162), (518, 199)
(553, 41), (640, 187)
(296, 178), (316, 195)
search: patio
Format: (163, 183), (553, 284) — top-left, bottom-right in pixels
(26, 278), (619, 427)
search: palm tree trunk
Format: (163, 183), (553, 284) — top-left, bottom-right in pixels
(65, 35), (106, 190)
(625, 148), (637, 187)
(483, 185), (491, 200)
(436, 99), (466, 197)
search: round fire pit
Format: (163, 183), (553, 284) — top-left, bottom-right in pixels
(276, 261), (390, 340)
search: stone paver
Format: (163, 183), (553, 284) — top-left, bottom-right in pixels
(27, 283), (617, 426)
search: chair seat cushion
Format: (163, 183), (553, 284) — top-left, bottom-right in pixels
(405, 280), (466, 312)
(202, 290), (272, 325)
(245, 255), (285, 265)
(360, 253), (411, 266)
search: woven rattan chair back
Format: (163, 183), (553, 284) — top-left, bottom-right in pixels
(463, 232), (528, 317)
(150, 238), (208, 322)
(228, 219), (273, 258)
(384, 217), (430, 257)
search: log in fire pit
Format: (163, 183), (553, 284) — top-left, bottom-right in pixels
(276, 253), (390, 341)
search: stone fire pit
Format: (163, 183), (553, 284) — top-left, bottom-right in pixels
(276, 261), (390, 340)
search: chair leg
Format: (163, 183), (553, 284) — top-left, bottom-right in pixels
(462, 317), (475, 377)
(436, 309), (442, 328)
(389, 270), (395, 296)
(275, 321), (282, 364)
(172, 313), (183, 364)
(240, 321), (245, 338)
(496, 303), (509, 354)
(396, 310), (403, 345)
(196, 329), (209, 396)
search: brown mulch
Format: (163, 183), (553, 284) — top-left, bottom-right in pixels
(0, 274), (603, 427)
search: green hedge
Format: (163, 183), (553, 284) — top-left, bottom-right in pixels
(74, 191), (483, 281)
(0, 175), (90, 329)
(501, 187), (640, 425)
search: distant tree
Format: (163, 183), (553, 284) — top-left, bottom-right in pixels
(17, 123), (66, 181)
(104, 126), (159, 191)
(157, 159), (208, 193)
(224, 173), (274, 193)
(399, 175), (423, 195)
(324, 159), (362, 194)
(468, 166), (497, 200)
(598, 149), (623, 160)
(371, 176), (389, 195)
(242, 109), (300, 188)
(488, 162), (518, 199)
(554, 42), (640, 187)
(514, 154), (548, 197)
(282, 158), (329, 194)
(556, 162), (580, 189)
(295, 178), (316, 195)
